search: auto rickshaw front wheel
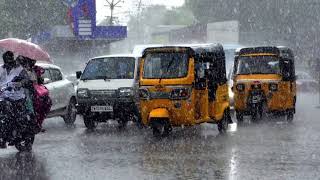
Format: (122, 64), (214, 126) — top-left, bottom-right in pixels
(218, 110), (230, 133)
(151, 118), (172, 137)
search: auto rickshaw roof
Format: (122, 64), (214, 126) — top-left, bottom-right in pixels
(237, 46), (294, 59)
(142, 43), (225, 58)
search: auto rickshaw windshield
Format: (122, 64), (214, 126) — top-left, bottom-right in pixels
(236, 55), (280, 75)
(143, 53), (189, 79)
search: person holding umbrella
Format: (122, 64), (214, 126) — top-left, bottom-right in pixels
(0, 51), (36, 148)
(0, 38), (51, 148)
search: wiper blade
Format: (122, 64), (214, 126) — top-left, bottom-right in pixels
(95, 76), (112, 81)
(159, 57), (175, 84)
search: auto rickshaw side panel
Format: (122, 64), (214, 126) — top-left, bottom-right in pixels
(209, 83), (230, 121)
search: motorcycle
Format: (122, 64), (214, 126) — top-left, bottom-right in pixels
(0, 82), (40, 152)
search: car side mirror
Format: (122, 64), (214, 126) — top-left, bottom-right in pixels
(76, 71), (82, 79)
(43, 78), (51, 84)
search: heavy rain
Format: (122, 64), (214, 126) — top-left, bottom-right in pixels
(0, 0), (320, 179)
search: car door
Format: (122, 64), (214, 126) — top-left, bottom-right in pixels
(42, 68), (58, 111)
(49, 68), (70, 110)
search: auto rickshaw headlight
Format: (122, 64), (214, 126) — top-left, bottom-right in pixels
(170, 87), (191, 100)
(269, 83), (278, 91)
(236, 84), (245, 92)
(139, 88), (150, 99)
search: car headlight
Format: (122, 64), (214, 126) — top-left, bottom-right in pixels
(269, 83), (278, 91)
(236, 84), (245, 92)
(77, 89), (89, 98)
(139, 88), (150, 99)
(118, 87), (133, 97)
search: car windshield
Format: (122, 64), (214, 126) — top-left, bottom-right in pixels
(81, 57), (135, 80)
(143, 53), (189, 79)
(236, 55), (280, 75)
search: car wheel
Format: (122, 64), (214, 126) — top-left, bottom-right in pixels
(118, 117), (128, 129)
(83, 115), (97, 129)
(63, 98), (77, 125)
(131, 112), (144, 129)
(218, 110), (230, 134)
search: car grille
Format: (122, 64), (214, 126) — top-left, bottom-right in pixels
(90, 90), (116, 97)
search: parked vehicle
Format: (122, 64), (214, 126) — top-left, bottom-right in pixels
(38, 63), (77, 125)
(232, 46), (296, 123)
(139, 44), (232, 136)
(76, 54), (141, 129)
(296, 71), (319, 92)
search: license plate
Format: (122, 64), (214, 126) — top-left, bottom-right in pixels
(91, 106), (113, 112)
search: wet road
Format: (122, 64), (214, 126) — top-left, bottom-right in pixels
(0, 93), (320, 180)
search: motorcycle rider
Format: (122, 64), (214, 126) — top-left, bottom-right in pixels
(0, 51), (34, 148)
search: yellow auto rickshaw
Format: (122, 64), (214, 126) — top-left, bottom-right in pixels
(232, 46), (296, 122)
(138, 44), (232, 136)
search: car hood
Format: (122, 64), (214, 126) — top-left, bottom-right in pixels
(77, 79), (135, 90)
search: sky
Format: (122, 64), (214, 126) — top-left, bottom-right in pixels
(96, 0), (185, 24)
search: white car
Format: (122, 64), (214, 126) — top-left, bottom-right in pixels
(76, 54), (141, 129)
(37, 63), (77, 125)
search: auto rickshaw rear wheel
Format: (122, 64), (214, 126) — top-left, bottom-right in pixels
(236, 111), (244, 124)
(218, 110), (230, 133)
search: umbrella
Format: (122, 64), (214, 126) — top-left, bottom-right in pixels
(0, 38), (51, 63)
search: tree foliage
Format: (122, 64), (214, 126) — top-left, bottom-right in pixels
(185, 0), (240, 23)
(0, 0), (67, 39)
(128, 4), (194, 33)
